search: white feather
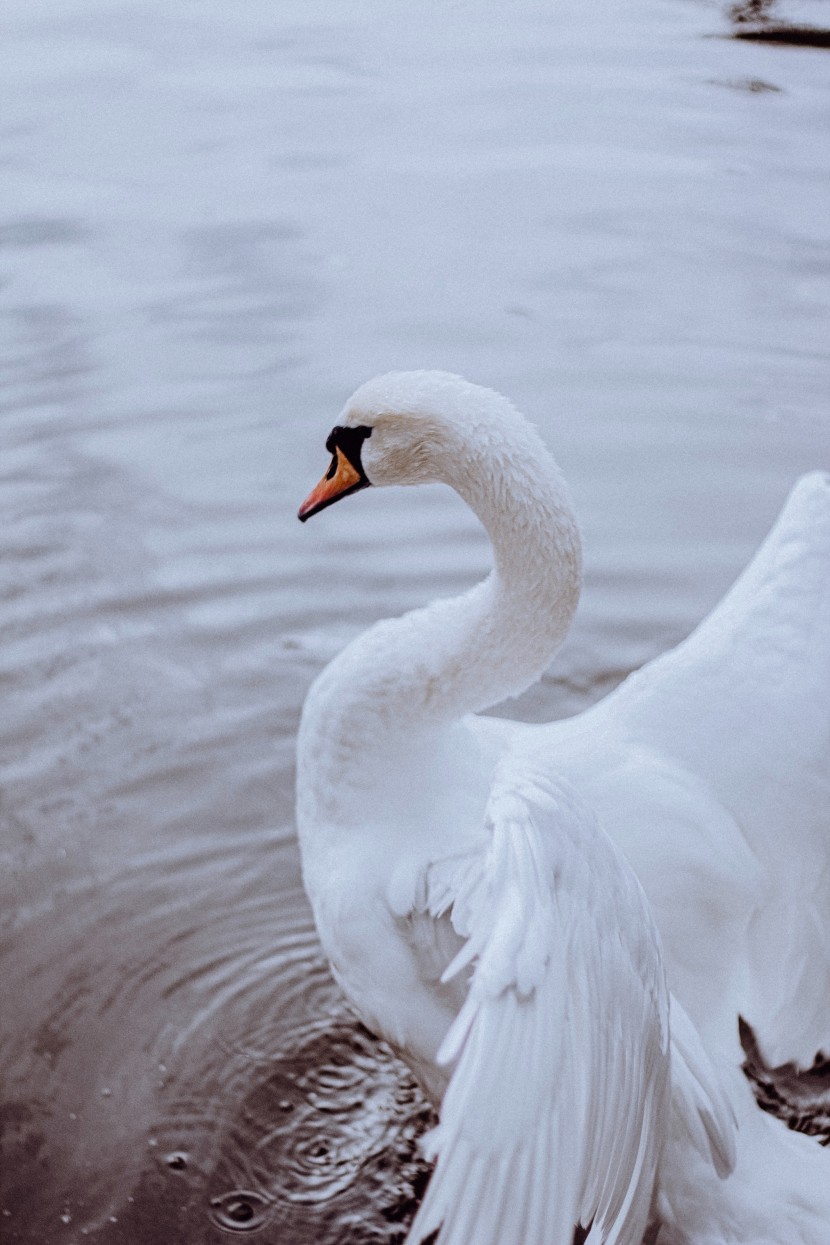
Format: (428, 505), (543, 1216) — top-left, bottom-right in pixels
(406, 766), (670, 1245)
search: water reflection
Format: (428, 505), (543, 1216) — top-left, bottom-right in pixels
(729, 0), (830, 45)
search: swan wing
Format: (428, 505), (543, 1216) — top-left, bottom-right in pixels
(606, 471), (830, 867)
(601, 472), (830, 1063)
(405, 766), (670, 1245)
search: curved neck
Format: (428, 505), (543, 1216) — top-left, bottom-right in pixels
(298, 423), (581, 799)
(432, 432), (582, 716)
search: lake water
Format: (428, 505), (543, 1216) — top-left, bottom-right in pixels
(0, 1), (828, 1241)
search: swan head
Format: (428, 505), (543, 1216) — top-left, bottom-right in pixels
(298, 370), (531, 521)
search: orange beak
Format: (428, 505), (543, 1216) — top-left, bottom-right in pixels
(298, 447), (367, 522)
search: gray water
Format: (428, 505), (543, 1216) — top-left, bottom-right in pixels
(1, 1), (828, 1241)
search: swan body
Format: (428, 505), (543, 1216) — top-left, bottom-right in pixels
(295, 372), (830, 1244)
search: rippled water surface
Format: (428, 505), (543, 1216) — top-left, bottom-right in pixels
(1, 0), (828, 1241)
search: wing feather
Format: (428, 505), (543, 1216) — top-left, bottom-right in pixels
(405, 764), (671, 1245)
(668, 997), (737, 1179)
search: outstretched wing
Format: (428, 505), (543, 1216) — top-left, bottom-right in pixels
(605, 471), (830, 874)
(405, 765), (671, 1245)
(599, 472), (830, 1064)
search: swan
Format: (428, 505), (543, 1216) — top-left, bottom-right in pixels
(295, 371), (830, 1244)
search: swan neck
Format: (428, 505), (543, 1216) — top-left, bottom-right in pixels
(302, 423), (581, 770)
(443, 439), (582, 710)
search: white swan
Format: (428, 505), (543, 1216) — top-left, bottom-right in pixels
(295, 371), (830, 1244)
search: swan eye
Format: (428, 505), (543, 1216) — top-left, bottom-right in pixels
(325, 424), (373, 466)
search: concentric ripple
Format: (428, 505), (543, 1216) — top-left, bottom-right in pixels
(201, 1020), (435, 1243)
(209, 1190), (273, 1233)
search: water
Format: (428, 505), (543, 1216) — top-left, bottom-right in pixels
(0, 1), (828, 1241)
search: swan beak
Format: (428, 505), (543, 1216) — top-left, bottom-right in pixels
(298, 447), (368, 521)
